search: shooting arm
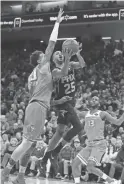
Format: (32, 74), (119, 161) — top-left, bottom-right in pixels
(70, 54), (85, 69)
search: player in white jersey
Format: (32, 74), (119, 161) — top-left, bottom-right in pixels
(72, 95), (124, 184)
(1, 9), (67, 184)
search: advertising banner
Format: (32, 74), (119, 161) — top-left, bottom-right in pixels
(1, 8), (124, 29)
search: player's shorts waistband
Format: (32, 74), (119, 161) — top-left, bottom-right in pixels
(29, 100), (49, 110)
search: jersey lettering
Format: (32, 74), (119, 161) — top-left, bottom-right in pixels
(61, 74), (75, 83)
(54, 68), (75, 100)
(64, 81), (75, 94)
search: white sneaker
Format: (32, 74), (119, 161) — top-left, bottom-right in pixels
(105, 180), (122, 184)
(113, 180), (121, 184)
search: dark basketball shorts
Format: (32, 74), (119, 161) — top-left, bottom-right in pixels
(23, 101), (47, 142)
(77, 139), (107, 166)
(56, 102), (81, 128)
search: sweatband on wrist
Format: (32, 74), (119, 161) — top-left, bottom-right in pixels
(50, 22), (60, 42)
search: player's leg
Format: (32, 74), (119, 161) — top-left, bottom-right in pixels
(46, 123), (66, 152)
(72, 146), (91, 184)
(41, 110), (67, 162)
(52, 104), (83, 156)
(2, 102), (46, 184)
(1, 138), (33, 184)
(86, 141), (121, 184)
(12, 142), (37, 184)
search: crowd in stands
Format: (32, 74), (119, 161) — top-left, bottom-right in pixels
(24, 1), (124, 14)
(1, 37), (124, 183)
(2, 0), (123, 16)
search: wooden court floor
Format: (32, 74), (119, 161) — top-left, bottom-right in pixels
(6, 175), (98, 184)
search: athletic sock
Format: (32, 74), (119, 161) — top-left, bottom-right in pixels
(7, 158), (16, 169)
(74, 177), (80, 184)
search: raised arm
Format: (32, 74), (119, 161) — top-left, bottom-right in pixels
(101, 111), (124, 126)
(45, 9), (64, 62)
(70, 43), (86, 69)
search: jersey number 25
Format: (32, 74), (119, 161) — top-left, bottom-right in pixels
(64, 82), (75, 95)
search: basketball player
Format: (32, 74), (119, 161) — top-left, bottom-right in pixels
(72, 95), (124, 184)
(1, 9), (69, 184)
(40, 41), (86, 170)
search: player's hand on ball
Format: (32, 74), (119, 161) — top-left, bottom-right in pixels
(63, 48), (74, 61)
(56, 8), (64, 23)
(76, 43), (82, 55)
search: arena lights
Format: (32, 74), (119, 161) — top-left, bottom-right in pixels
(10, 5), (22, 8)
(102, 37), (111, 40)
(57, 37), (76, 40)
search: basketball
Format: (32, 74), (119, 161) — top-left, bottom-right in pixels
(62, 39), (79, 55)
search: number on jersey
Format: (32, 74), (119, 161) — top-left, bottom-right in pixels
(64, 81), (75, 95)
(89, 120), (95, 127)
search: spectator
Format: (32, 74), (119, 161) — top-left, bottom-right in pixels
(15, 132), (22, 142)
(119, 127), (124, 136)
(1, 115), (9, 133)
(5, 108), (17, 128)
(71, 137), (82, 160)
(109, 134), (124, 183)
(27, 141), (47, 177)
(58, 143), (73, 180)
(1, 137), (18, 168)
(4, 123), (23, 137)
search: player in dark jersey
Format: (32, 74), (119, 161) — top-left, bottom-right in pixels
(72, 95), (124, 184)
(40, 42), (86, 173)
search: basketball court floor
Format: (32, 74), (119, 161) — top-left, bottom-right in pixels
(6, 175), (97, 184)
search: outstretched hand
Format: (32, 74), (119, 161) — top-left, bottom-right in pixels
(56, 8), (64, 23)
(63, 48), (74, 61)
